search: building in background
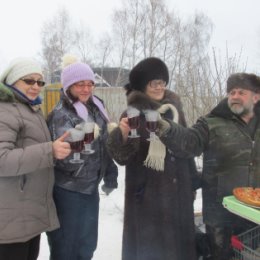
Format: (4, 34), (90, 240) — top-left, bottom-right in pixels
(93, 67), (129, 87)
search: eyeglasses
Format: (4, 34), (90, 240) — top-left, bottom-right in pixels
(149, 80), (167, 89)
(21, 78), (45, 87)
(74, 81), (95, 88)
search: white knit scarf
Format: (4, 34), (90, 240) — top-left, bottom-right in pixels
(143, 104), (179, 172)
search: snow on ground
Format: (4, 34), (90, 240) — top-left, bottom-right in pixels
(38, 165), (202, 260)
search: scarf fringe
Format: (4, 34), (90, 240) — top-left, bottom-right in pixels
(143, 138), (166, 172)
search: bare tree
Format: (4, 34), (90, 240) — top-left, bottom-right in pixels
(40, 7), (74, 83)
(39, 1), (247, 126)
(95, 33), (113, 86)
(112, 0), (173, 65)
(169, 13), (214, 123)
(110, 1), (217, 124)
(111, 9), (133, 86)
(72, 21), (94, 65)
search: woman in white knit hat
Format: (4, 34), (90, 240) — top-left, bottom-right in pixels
(46, 55), (118, 260)
(0, 57), (71, 260)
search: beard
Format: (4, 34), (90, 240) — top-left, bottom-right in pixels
(228, 101), (254, 117)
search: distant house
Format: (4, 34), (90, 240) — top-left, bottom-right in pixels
(50, 67), (130, 87)
(93, 67), (130, 87)
(94, 73), (111, 87)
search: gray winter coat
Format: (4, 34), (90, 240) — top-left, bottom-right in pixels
(0, 83), (59, 243)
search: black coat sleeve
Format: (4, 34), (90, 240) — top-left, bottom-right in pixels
(106, 127), (140, 165)
(189, 158), (202, 191)
(159, 116), (209, 158)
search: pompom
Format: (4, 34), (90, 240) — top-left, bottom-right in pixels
(94, 123), (100, 139)
(61, 54), (79, 69)
(107, 122), (118, 133)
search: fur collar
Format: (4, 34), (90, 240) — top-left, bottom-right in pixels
(127, 89), (182, 111)
(127, 89), (187, 126)
(0, 82), (15, 103)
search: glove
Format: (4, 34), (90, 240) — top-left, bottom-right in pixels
(157, 104), (171, 114)
(156, 119), (171, 137)
(101, 184), (114, 196)
(157, 104), (179, 123)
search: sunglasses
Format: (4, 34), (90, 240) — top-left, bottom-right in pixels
(21, 78), (46, 87)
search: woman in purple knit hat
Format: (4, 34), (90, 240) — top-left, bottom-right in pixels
(46, 55), (118, 260)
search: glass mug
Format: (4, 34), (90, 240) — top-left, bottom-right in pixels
(82, 122), (95, 154)
(144, 110), (159, 141)
(67, 128), (85, 163)
(127, 106), (140, 138)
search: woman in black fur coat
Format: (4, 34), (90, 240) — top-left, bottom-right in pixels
(107, 57), (198, 260)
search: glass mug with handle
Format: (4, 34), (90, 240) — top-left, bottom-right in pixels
(67, 128), (85, 163)
(144, 109), (159, 141)
(127, 106), (140, 138)
(82, 122), (95, 154)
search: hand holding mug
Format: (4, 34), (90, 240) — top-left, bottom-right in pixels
(52, 131), (71, 159)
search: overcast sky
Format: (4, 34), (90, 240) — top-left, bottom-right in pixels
(0, 0), (259, 72)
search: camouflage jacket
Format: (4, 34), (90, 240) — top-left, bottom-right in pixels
(159, 98), (260, 226)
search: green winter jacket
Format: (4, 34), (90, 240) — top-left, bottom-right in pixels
(159, 98), (260, 226)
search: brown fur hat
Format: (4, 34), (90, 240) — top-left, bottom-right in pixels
(124, 57), (169, 94)
(227, 72), (260, 93)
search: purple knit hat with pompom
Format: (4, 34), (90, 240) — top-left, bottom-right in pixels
(60, 56), (109, 122)
(61, 62), (95, 92)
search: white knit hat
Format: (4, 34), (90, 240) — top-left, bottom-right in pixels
(0, 57), (43, 85)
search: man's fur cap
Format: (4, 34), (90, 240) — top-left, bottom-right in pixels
(227, 72), (260, 93)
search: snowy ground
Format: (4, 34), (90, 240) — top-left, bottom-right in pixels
(38, 165), (202, 260)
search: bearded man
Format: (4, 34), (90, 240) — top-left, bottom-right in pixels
(155, 72), (260, 260)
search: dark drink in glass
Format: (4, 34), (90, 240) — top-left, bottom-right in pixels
(69, 140), (84, 153)
(144, 110), (159, 141)
(68, 128), (85, 164)
(127, 106), (140, 138)
(128, 116), (140, 129)
(82, 122), (95, 155)
(146, 121), (158, 132)
(84, 132), (94, 144)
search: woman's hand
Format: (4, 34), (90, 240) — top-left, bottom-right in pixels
(52, 132), (71, 159)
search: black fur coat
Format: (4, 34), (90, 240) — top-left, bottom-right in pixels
(107, 90), (197, 260)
